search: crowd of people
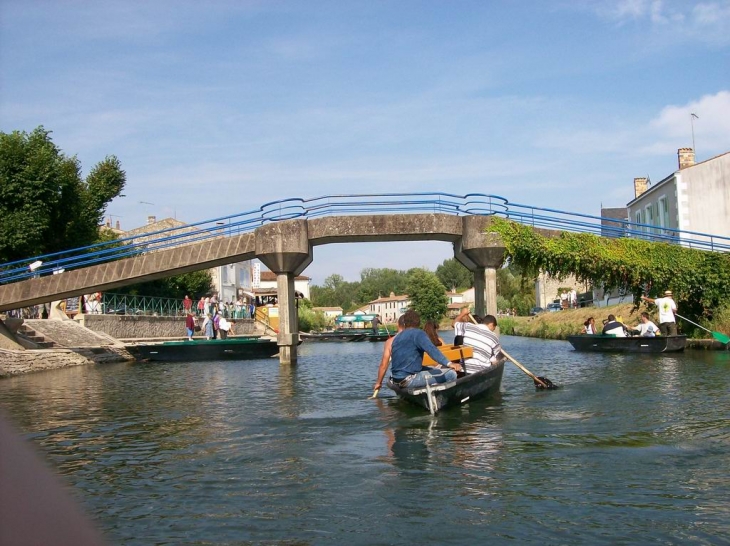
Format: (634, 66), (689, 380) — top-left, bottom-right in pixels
(183, 292), (261, 341)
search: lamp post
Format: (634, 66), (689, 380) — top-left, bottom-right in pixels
(691, 113), (699, 155)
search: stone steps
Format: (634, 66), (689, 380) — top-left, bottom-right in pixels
(16, 324), (57, 349)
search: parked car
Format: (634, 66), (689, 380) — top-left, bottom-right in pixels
(105, 304), (143, 315)
(546, 303), (562, 312)
(529, 307), (544, 315)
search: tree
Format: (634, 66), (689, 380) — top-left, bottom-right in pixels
(0, 126), (126, 263)
(310, 274), (362, 311)
(435, 258), (472, 292)
(114, 270), (213, 299)
(357, 267), (410, 303)
(406, 268), (448, 323)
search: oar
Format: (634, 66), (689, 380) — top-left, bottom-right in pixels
(500, 349), (557, 390)
(370, 387), (380, 399)
(466, 314), (557, 390)
(675, 314), (730, 344)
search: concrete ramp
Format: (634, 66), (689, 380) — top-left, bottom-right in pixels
(21, 319), (123, 348)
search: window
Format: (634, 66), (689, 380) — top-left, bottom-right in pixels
(658, 197), (669, 232)
(635, 211), (643, 235)
(645, 205), (654, 236)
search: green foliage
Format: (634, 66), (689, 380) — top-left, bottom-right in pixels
(435, 258), (472, 291)
(298, 308), (328, 332)
(357, 267), (410, 303)
(0, 126), (126, 262)
(406, 268), (448, 323)
(116, 270), (213, 299)
(489, 218), (730, 319)
(310, 274), (361, 311)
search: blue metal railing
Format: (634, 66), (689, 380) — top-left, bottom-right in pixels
(2, 192), (729, 284)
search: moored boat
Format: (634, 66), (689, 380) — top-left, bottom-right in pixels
(566, 334), (687, 353)
(301, 313), (391, 342)
(126, 336), (279, 362)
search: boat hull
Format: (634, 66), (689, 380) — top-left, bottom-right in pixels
(566, 335), (687, 353)
(300, 331), (389, 342)
(387, 362), (504, 414)
(126, 337), (279, 362)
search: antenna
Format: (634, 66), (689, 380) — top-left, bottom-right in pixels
(690, 113), (699, 155)
(139, 201), (155, 206)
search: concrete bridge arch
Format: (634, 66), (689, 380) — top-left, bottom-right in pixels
(0, 213), (507, 363)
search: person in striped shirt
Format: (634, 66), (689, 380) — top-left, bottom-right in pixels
(462, 314), (504, 373)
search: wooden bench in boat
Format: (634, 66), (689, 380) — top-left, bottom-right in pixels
(422, 344), (473, 366)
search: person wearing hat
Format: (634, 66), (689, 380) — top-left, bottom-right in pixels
(641, 290), (677, 336)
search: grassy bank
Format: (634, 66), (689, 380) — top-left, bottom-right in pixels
(497, 304), (730, 341)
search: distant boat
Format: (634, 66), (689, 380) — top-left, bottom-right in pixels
(126, 336), (279, 362)
(301, 313), (391, 342)
(566, 335), (687, 353)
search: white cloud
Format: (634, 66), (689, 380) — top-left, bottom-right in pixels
(646, 90), (730, 156)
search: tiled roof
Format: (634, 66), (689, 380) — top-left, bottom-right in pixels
(259, 271), (310, 281)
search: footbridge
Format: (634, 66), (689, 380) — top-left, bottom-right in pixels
(2, 193), (729, 363)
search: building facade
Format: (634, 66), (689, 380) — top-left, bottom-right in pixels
(627, 148), (730, 245)
(367, 292), (411, 323)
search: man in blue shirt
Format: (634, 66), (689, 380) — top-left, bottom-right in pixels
(376, 310), (458, 391)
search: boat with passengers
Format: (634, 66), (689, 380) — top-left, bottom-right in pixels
(386, 344), (504, 414)
(566, 334), (687, 353)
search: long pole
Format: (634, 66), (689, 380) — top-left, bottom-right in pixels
(691, 113), (698, 154)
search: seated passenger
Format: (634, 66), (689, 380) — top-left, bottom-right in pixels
(381, 310), (459, 390)
(423, 319), (444, 346)
(581, 317), (596, 335)
(632, 312), (659, 337)
(602, 314), (627, 337)
(462, 314), (505, 373)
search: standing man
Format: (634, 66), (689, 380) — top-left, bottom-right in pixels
(371, 314), (381, 335)
(375, 310), (458, 391)
(641, 290), (678, 336)
(183, 295), (193, 315)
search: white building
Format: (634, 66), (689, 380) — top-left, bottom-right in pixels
(627, 148), (730, 245)
(367, 292), (411, 323)
(258, 270), (311, 300)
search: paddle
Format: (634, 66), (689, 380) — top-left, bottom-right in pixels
(370, 388), (380, 399)
(467, 314), (557, 390)
(499, 349), (557, 390)
(675, 314), (730, 344)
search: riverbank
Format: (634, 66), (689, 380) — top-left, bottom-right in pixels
(497, 303), (729, 350)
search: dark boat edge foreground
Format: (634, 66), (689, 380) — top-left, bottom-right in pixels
(126, 336), (279, 362)
(300, 331), (390, 342)
(387, 362), (504, 414)
(566, 334), (687, 353)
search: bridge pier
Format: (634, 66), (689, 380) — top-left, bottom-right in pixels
(454, 216), (506, 317)
(255, 220), (313, 365)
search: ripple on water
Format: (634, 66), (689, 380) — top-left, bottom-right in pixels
(1, 338), (729, 544)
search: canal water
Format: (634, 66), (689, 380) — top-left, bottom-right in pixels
(1, 336), (729, 545)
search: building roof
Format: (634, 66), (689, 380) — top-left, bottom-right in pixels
(259, 271), (310, 282)
(368, 292), (410, 304)
(313, 307), (343, 312)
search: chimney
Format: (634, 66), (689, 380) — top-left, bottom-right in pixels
(106, 219), (111, 227)
(678, 148), (695, 170)
(147, 215), (157, 225)
(115, 220), (121, 230)
(633, 177), (649, 198)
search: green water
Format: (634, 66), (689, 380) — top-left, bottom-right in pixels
(1, 336), (728, 545)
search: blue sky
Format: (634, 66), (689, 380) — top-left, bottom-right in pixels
(2, 1), (729, 284)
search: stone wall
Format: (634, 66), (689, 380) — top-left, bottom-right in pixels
(79, 315), (256, 339)
(0, 348), (91, 377)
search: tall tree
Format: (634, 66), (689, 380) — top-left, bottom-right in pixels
(0, 126), (126, 263)
(406, 268), (448, 323)
(358, 267), (410, 303)
(435, 258), (473, 292)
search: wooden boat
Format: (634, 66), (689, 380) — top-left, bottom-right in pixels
(126, 336), (279, 362)
(387, 344), (502, 414)
(300, 313), (391, 342)
(566, 334), (687, 353)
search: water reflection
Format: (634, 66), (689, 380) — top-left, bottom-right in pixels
(0, 339), (728, 545)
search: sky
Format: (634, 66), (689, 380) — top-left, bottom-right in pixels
(1, 0), (729, 284)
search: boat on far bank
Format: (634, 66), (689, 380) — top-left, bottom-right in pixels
(301, 313), (391, 342)
(566, 334), (687, 353)
(126, 336), (279, 362)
